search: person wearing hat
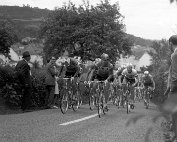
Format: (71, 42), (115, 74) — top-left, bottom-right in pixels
(44, 56), (59, 109)
(15, 51), (32, 112)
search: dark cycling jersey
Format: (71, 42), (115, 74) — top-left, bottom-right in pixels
(64, 58), (80, 78)
(93, 60), (113, 81)
(142, 74), (154, 87)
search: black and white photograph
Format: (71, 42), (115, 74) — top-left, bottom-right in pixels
(0, 0), (177, 141)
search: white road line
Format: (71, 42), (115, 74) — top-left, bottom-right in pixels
(59, 114), (98, 126)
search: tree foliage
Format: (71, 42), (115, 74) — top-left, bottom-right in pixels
(148, 40), (171, 74)
(146, 40), (171, 103)
(40, 0), (132, 63)
(170, 0), (177, 3)
(0, 15), (18, 56)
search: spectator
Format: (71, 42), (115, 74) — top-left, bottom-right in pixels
(44, 56), (59, 109)
(163, 35), (177, 140)
(15, 51), (32, 112)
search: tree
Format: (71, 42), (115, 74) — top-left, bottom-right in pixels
(40, 0), (132, 63)
(0, 15), (18, 56)
(170, 0), (177, 3)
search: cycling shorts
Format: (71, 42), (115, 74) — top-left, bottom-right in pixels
(95, 74), (108, 81)
(144, 83), (153, 88)
(65, 71), (77, 78)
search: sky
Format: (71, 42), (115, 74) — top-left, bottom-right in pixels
(1, 0), (177, 40)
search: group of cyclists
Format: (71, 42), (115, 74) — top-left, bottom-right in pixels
(54, 49), (156, 115)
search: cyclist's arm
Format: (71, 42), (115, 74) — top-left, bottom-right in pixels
(151, 76), (155, 90)
(132, 71), (138, 86)
(118, 75), (123, 85)
(73, 67), (80, 77)
(119, 70), (126, 85)
(134, 75), (139, 84)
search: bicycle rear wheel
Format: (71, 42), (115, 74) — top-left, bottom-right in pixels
(60, 90), (69, 114)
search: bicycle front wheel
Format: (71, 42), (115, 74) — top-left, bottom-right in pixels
(97, 94), (103, 118)
(60, 90), (69, 114)
(72, 91), (80, 111)
(126, 95), (130, 114)
(89, 94), (95, 111)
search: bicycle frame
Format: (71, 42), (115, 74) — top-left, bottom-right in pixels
(126, 82), (131, 113)
(144, 86), (151, 109)
(96, 80), (107, 118)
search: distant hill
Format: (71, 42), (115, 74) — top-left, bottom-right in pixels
(126, 34), (154, 47)
(0, 5), (50, 39)
(0, 5), (50, 19)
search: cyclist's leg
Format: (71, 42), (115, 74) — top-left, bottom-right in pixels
(144, 85), (149, 104)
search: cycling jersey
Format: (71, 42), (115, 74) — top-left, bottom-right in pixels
(122, 68), (138, 79)
(121, 68), (138, 85)
(63, 58), (80, 78)
(142, 74), (154, 87)
(93, 60), (113, 81)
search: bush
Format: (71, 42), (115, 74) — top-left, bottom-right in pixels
(0, 65), (22, 107)
(0, 64), (47, 109)
(31, 67), (46, 107)
(151, 70), (168, 105)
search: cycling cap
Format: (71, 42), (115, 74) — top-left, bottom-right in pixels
(144, 71), (149, 74)
(127, 63), (133, 68)
(121, 64), (126, 68)
(101, 53), (109, 59)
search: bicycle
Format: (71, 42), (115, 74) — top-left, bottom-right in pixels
(143, 86), (151, 109)
(116, 87), (124, 109)
(134, 86), (142, 102)
(74, 79), (82, 109)
(86, 81), (97, 111)
(96, 80), (107, 118)
(123, 82), (135, 114)
(59, 77), (80, 114)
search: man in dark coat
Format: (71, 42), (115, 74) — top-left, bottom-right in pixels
(44, 57), (59, 109)
(15, 51), (32, 111)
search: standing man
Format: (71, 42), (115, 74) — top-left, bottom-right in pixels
(15, 51), (32, 112)
(45, 57), (59, 109)
(162, 35), (177, 140)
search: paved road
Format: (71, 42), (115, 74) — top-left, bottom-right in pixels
(0, 101), (165, 142)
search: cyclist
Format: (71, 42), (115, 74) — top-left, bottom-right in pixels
(119, 63), (138, 105)
(91, 53), (114, 111)
(56, 50), (81, 96)
(141, 71), (155, 104)
(61, 50), (81, 79)
(134, 73), (144, 102)
(113, 65), (126, 105)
